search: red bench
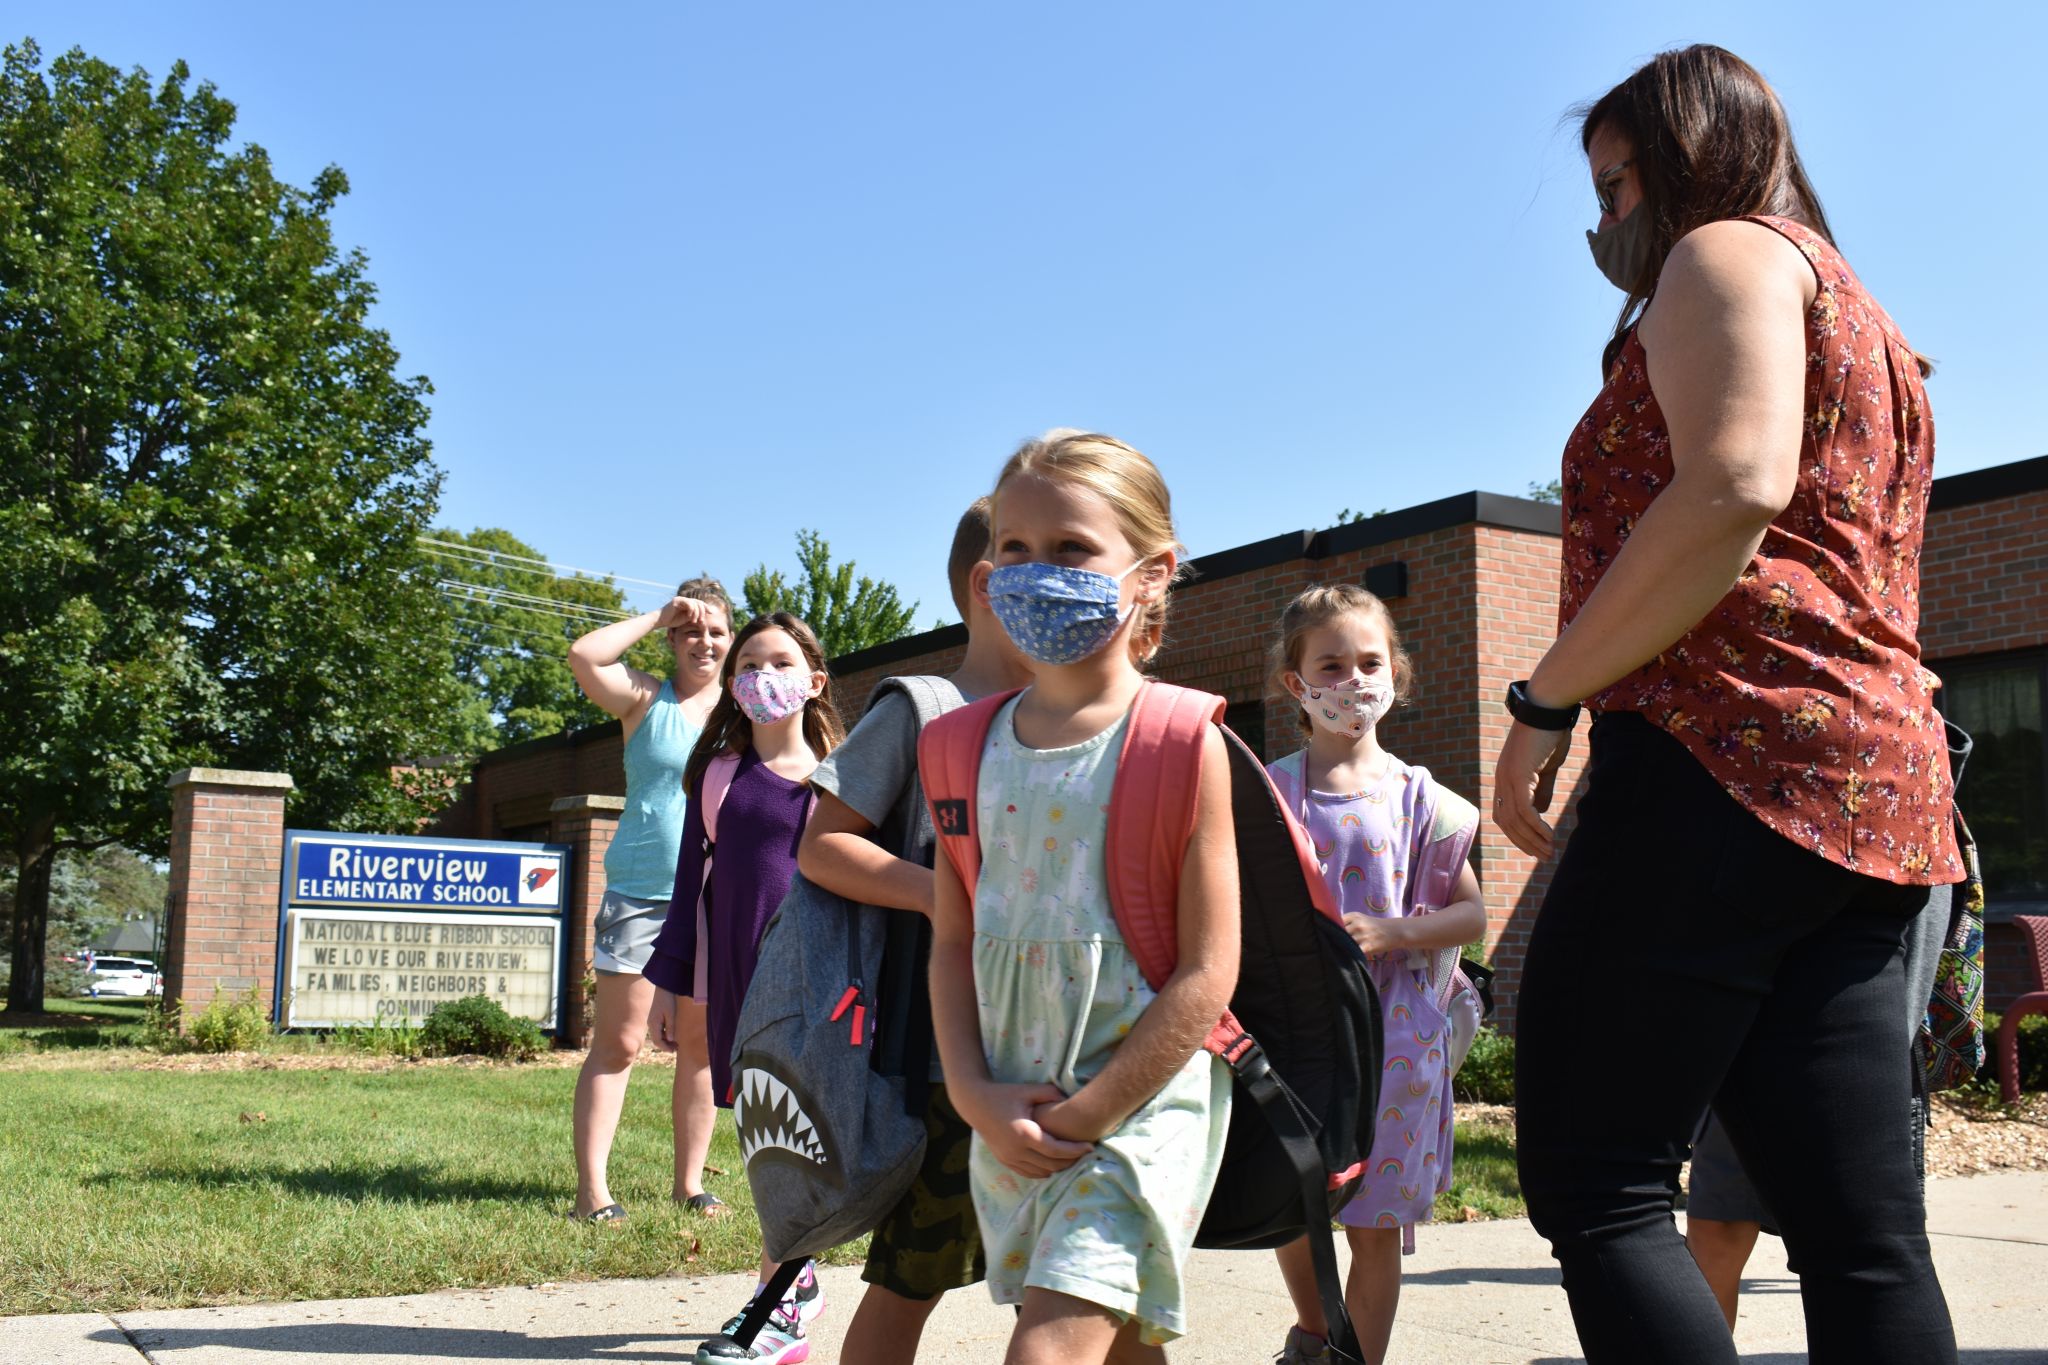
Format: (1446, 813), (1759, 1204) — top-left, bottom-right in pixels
(1997, 914), (2048, 1104)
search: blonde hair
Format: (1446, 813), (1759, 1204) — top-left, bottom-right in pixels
(991, 429), (1186, 664)
(1268, 584), (1413, 736)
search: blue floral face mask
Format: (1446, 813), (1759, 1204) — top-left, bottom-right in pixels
(986, 560), (1143, 666)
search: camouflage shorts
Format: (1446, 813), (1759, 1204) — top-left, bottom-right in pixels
(862, 1082), (986, 1300)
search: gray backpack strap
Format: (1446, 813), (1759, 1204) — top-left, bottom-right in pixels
(866, 675), (966, 858)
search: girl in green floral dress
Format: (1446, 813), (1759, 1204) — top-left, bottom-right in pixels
(925, 431), (1240, 1364)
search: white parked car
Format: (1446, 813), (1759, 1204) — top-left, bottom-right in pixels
(86, 956), (161, 998)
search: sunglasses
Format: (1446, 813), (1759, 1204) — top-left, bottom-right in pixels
(1595, 158), (1634, 218)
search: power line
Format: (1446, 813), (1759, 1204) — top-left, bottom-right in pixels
(435, 585), (625, 629)
(440, 610), (585, 655)
(434, 580), (627, 624)
(418, 537), (677, 595)
(435, 602), (596, 648)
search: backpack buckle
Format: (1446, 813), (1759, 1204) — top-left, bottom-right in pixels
(1219, 1033), (1266, 1078)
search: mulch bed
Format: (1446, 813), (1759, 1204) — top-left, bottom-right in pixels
(1454, 1094), (2048, 1179)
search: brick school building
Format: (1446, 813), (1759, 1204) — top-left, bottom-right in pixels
(435, 453), (2048, 1027)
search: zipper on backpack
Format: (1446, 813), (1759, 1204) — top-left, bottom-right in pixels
(829, 980), (868, 1047)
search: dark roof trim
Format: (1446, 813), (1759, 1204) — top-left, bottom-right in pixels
(822, 455), (2041, 673)
(1310, 491), (1559, 559)
(481, 716), (622, 763)
(830, 621), (969, 677)
(1184, 530), (1315, 583)
(827, 491), (1562, 673)
(1930, 454), (2048, 512)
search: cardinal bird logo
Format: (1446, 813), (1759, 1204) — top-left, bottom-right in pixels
(524, 866), (557, 893)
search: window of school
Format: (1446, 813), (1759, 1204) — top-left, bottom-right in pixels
(1938, 649), (2048, 903)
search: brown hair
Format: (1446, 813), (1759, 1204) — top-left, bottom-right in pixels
(671, 575), (734, 629)
(991, 429), (1186, 664)
(1579, 45), (1833, 377)
(1268, 584), (1412, 736)
(947, 497), (992, 619)
(681, 612), (844, 799)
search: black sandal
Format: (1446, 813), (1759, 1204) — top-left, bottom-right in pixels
(680, 1191), (728, 1217)
(571, 1202), (626, 1224)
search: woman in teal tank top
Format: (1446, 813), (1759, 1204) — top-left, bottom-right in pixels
(566, 576), (733, 1223)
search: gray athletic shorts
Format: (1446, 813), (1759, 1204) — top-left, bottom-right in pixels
(592, 888), (669, 975)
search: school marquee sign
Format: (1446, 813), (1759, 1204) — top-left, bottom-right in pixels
(276, 831), (571, 1030)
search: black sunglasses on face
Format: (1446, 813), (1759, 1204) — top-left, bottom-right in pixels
(1595, 158), (1633, 218)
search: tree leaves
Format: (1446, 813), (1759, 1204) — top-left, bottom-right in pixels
(1, 41), (465, 1005)
(742, 529), (918, 660)
(425, 527), (668, 748)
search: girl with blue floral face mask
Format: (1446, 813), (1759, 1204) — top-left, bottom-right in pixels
(926, 429), (1242, 1364)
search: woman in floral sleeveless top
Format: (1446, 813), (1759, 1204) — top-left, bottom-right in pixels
(1494, 46), (1960, 1365)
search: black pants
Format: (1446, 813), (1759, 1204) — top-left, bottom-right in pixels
(1515, 713), (1958, 1364)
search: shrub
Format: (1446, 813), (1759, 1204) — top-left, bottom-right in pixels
(140, 999), (182, 1052)
(186, 989), (273, 1053)
(331, 1017), (423, 1059)
(1454, 1025), (1515, 1105)
(419, 995), (546, 1061)
(45, 958), (90, 1000)
(1980, 1010), (2048, 1094)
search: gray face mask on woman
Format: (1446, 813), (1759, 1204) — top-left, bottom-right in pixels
(1586, 205), (1653, 292)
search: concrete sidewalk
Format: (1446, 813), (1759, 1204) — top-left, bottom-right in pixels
(8, 1170), (2044, 1364)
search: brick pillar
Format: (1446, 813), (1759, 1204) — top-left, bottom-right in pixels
(549, 795), (626, 1047)
(163, 768), (294, 1021)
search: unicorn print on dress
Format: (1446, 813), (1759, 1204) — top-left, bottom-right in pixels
(1268, 748), (1469, 1242)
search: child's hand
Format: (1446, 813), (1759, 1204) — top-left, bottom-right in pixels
(1031, 1094), (1114, 1144)
(646, 988), (680, 1053)
(1342, 912), (1400, 959)
(960, 1081), (1093, 1179)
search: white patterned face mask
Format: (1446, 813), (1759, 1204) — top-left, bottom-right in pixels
(1294, 676), (1394, 739)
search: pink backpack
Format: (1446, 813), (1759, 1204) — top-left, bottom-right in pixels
(918, 680), (1383, 1363)
(919, 682), (1333, 1063)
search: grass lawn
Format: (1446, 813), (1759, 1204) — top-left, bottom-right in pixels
(0, 996), (155, 1053)
(0, 1008), (1524, 1315)
(0, 1049), (793, 1316)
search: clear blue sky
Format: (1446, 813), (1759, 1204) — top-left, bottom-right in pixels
(14, 3), (2045, 627)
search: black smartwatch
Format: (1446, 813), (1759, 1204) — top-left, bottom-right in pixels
(1505, 680), (1581, 731)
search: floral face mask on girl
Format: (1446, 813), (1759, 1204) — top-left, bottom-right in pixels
(986, 560), (1145, 666)
(1296, 677), (1394, 739)
(732, 668), (811, 725)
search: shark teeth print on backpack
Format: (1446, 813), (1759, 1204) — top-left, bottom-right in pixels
(733, 1066), (834, 1170)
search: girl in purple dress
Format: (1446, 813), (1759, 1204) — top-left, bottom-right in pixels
(645, 611), (844, 1365)
(1263, 585), (1486, 1365)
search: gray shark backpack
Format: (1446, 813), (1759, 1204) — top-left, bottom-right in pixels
(727, 674), (964, 1267)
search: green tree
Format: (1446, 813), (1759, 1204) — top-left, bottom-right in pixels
(425, 527), (669, 747)
(1527, 478), (1563, 503)
(743, 529), (918, 660)
(1333, 506), (1387, 526)
(1, 846), (167, 995)
(0, 42), (468, 1010)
